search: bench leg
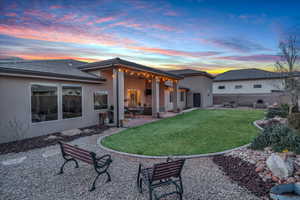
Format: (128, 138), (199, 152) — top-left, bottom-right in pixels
(105, 171), (111, 183)
(58, 158), (79, 175)
(89, 173), (101, 192)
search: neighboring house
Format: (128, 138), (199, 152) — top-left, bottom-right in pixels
(213, 68), (298, 106)
(167, 69), (213, 109)
(0, 58), (212, 143)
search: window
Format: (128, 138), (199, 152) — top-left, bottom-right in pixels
(253, 84), (262, 88)
(218, 85), (225, 89)
(169, 91), (173, 103)
(235, 85), (242, 89)
(94, 91), (108, 110)
(31, 84), (58, 122)
(180, 91), (185, 102)
(127, 89), (141, 107)
(62, 86), (82, 119)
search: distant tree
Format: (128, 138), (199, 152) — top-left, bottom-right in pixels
(275, 36), (300, 114)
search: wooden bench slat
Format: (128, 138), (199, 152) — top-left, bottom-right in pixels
(64, 149), (94, 164)
(62, 144), (91, 156)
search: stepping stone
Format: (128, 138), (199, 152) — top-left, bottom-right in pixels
(61, 129), (81, 136)
(44, 135), (60, 141)
(2, 156), (27, 166)
(42, 150), (60, 158)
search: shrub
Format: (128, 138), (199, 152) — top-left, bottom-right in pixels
(250, 124), (300, 154)
(288, 113), (300, 130)
(266, 104), (289, 119)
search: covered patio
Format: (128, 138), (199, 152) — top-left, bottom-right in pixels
(81, 58), (183, 127)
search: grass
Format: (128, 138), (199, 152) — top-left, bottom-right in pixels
(101, 109), (264, 156)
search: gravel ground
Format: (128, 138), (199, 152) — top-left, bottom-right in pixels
(0, 128), (260, 200)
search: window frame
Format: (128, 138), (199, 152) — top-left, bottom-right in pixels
(30, 83), (59, 124)
(94, 90), (109, 110)
(218, 85), (226, 90)
(61, 84), (83, 120)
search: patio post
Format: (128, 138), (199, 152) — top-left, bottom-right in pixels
(152, 77), (160, 117)
(113, 68), (124, 127)
(173, 80), (179, 112)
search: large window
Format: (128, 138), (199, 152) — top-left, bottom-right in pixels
(218, 85), (225, 89)
(180, 91), (185, 102)
(62, 85), (82, 119)
(94, 91), (108, 110)
(253, 84), (262, 88)
(31, 84), (58, 123)
(235, 85), (242, 89)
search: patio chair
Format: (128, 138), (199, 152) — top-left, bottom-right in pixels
(136, 158), (185, 200)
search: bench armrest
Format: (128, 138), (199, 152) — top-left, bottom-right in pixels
(95, 154), (112, 166)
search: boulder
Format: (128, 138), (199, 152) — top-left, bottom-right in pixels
(266, 153), (294, 179)
(61, 129), (82, 136)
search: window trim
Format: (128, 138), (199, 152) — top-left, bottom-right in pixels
(94, 90), (109, 111)
(30, 83), (59, 125)
(61, 84), (83, 120)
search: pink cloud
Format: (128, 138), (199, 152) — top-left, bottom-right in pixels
(110, 21), (142, 29)
(95, 16), (116, 24)
(50, 5), (62, 9)
(24, 9), (55, 19)
(4, 12), (17, 17)
(165, 10), (178, 16)
(130, 46), (221, 58)
(0, 24), (137, 48)
(215, 54), (280, 62)
(57, 13), (77, 22)
(149, 24), (177, 31)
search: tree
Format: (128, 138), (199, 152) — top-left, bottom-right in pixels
(275, 36), (300, 115)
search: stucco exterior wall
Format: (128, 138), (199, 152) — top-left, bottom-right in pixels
(179, 76), (213, 108)
(0, 76), (109, 143)
(213, 79), (284, 94)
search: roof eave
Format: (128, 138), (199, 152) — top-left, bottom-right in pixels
(0, 68), (105, 83)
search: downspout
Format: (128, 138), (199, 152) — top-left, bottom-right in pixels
(116, 68), (120, 127)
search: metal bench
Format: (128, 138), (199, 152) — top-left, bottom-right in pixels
(57, 141), (112, 191)
(137, 158), (185, 200)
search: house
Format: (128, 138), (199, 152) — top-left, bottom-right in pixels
(167, 69), (213, 108)
(213, 68), (298, 106)
(0, 58), (213, 143)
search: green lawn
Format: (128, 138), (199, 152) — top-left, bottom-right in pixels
(101, 109), (264, 156)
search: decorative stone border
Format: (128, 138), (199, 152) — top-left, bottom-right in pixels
(98, 118), (264, 159)
(253, 120), (264, 131)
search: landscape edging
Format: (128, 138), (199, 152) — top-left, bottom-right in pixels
(98, 119), (264, 159)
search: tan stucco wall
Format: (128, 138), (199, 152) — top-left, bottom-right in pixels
(0, 75), (109, 143)
(178, 76), (213, 108)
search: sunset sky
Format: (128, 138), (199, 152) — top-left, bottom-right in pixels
(0, 0), (299, 74)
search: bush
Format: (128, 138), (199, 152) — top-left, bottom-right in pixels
(250, 124), (300, 154)
(266, 104), (289, 119)
(288, 113), (300, 130)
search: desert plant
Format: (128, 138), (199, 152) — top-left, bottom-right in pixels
(266, 104), (289, 119)
(250, 124), (300, 154)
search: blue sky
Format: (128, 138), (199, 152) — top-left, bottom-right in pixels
(0, 0), (299, 73)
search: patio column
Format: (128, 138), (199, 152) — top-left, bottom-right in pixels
(152, 78), (160, 117)
(113, 68), (124, 127)
(173, 80), (179, 112)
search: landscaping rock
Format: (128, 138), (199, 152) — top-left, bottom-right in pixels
(61, 129), (82, 136)
(266, 153), (294, 179)
(2, 156), (27, 166)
